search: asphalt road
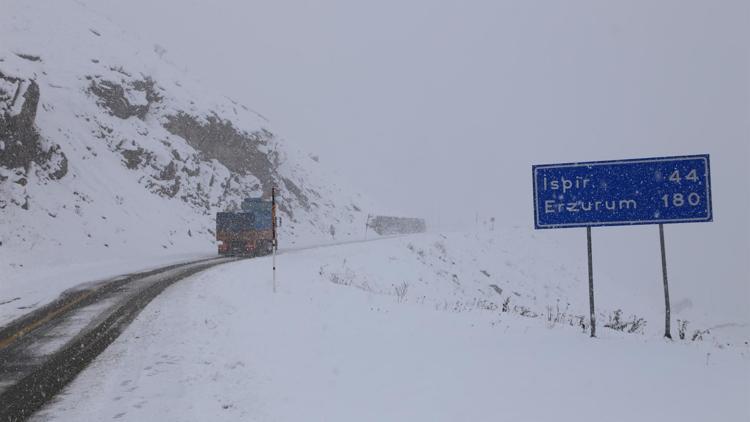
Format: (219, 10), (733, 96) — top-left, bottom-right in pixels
(0, 256), (238, 422)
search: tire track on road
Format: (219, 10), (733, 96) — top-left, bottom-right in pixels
(0, 257), (239, 421)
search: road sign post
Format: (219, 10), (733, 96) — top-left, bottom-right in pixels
(532, 155), (712, 339)
(659, 223), (671, 339)
(587, 226), (596, 337)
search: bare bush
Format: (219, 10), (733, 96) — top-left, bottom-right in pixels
(677, 319), (689, 340)
(514, 305), (538, 318)
(545, 300), (571, 328)
(502, 297), (510, 312)
(691, 329), (710, 341)
(627, 316), (647, 334)
(394, 282), (408, 303)
(604, 309), (628, 331)
(604, 309), (647, 334)
(328, 272), (351, 286)
(475, 299), (498, 311)
(676, 319), (709, 341)
(577, 316), (587, 333)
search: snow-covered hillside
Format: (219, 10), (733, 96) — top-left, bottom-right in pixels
(301, 228), (748, 345)
(0, 0), (371, 318)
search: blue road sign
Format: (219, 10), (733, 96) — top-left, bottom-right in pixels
(533, 155), (712, 229)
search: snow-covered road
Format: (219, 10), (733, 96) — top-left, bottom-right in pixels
(0, 257), (237, 420)
(33, 233), (750, 421)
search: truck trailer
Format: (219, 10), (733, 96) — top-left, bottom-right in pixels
(216, 194), (276, 256)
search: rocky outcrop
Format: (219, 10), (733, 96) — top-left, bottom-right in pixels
(163, 112), (276, 193)
(88, 76), (161, 120)
(282, 177), (310, 212)
(120, 147), (153, 170)
(0, 72), (67, 176)
(0, 71), (68, 211)
(1, 73), (41, 170)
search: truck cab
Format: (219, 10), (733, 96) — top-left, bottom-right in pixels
(216, 197), (275, 256)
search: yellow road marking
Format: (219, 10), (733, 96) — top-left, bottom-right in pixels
(0, 289), (98, 350)
(0, 259), (223, 351)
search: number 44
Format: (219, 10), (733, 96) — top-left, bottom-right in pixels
(669, 169), (699, 183)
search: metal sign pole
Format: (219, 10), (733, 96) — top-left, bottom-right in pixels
(587, 226), (596, 338)
(659, 224), (672, 339)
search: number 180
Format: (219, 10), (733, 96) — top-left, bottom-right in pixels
(662, 192), (701, 207)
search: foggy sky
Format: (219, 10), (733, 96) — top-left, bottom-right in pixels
(79, 0), (749, 319)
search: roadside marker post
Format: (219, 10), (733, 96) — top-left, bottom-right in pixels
(532, 155), (712, 339)
(272, 241), (277, 294)
(272, 186), (277, 293)
(365, 213), (371, 240)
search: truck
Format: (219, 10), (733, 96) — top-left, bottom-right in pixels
(216, 192), (277, 256)
(366, 215), (426, 236)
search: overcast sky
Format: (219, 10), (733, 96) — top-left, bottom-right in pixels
(79, 0), (749, 317)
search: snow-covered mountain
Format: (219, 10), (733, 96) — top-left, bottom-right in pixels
(0, 0), (370, 267)
(0, 0), (376, 326)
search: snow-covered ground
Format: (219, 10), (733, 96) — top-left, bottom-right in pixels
(33, 231), (750, 421)
(2, 1), (747, 419)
